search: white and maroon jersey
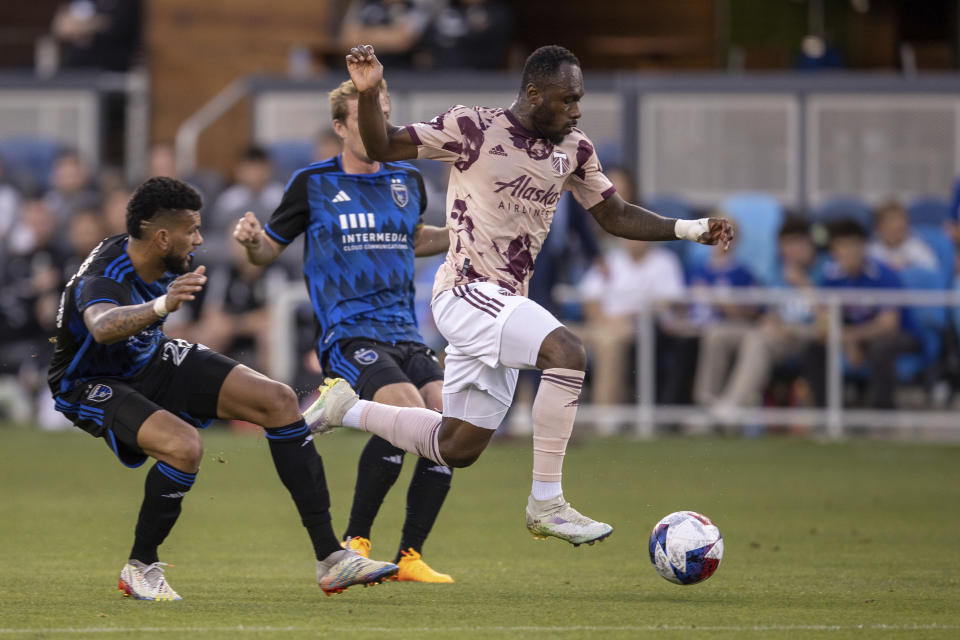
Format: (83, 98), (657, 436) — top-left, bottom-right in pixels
(406, 105), (615, 298)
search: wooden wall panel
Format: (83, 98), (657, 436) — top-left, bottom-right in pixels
(147, 0), (334, 174)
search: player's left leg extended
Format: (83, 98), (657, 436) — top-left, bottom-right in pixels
(501, 307), (613, 547)
(216, 365), (398, 592)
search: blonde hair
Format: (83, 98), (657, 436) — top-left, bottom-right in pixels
(329, 79), (388, 124)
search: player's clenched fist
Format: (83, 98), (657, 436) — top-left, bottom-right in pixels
(701, 218), (735, 251)
(346, 44), (383, 93)
(165, 265), (207, 311)
(233, 211), (263, 248)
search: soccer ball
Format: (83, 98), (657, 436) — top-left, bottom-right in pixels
(648, 510), (723, 585)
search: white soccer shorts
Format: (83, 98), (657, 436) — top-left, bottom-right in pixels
(431, 282), (562, 429)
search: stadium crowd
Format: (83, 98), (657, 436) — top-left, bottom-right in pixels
(2, 135), (960, 430)
(2, 1), (960, 431)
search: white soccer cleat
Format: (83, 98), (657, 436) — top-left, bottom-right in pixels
(303, 378), (359, 434)
(316, 550), (399, 596)
(525, 495), (614, 547)
(117, 560), (182, 601)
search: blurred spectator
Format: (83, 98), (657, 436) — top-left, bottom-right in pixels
(208, 146), (284, 261)
(0, 158), (21, 245)
(690, 223), (761, 408)
(146, 142), (222, 205)
(102, 186), (130, 236)
(314, 128), (343, 162)
(803, 219), (920, 409)
(868, 200), (938, 272)
(656, 220), (754, 410)
(0, 198), (70, 428)
(43, 149), (99, 225)
(340, 0), (436, 69)
(64, 206), (107, 277)
(574, 237), (684, 406)
(147, 142), (179, 179)
(697, 217), (822, 417)
(51, 0), (143, 71)
(425, 0), (514, 69)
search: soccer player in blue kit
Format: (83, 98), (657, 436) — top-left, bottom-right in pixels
(47, 177), (398, 600)
(234, 79), (455, 582)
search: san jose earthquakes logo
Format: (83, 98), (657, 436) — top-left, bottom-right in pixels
(390, 178), (409, 208)
(353, 348), (379, 365)
(87, 383), (113, 403)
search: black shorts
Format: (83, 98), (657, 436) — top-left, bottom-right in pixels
(53, 339), (238, 467)
(322, 338), (444, 401)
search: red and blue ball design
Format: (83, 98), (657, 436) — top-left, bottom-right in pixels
(649, 510), (724, 585)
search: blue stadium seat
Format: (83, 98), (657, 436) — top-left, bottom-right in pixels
(896, 266), (946, 382)
(913, 224), (955, 287)
(718, 192), (784, 283)
(908, 196), (951, 226)
(812, 195), (873, 230)
(0, 136), (62, 192)
(267, 140), (314, 182)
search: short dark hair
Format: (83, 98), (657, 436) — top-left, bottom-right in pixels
(520, 45), (580, 92)
(826, 218), (867, 243)
(126, 177), (202, 239)
(778, 216), (811, 239)
(241, 145), (270, 163)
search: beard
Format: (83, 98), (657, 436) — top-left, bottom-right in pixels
(162, 250), (192, 275)
(530, 104), (567, 145)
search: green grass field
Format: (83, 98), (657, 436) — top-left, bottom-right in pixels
(1, 426), (958, 639)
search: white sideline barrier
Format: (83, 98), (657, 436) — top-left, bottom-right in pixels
(269, 283), (960, 439)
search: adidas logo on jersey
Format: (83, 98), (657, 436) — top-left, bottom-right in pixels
(488, 144), (508, 157)
(332, 190), (352, 203)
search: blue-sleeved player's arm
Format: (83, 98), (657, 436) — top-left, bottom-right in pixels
(82, 267), (208, 344)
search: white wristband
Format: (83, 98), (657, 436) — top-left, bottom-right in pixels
(675, 218), (710, 242)
(153, 295), (170, 318)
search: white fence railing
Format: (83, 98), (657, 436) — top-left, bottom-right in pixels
(270, 283), (960, 439)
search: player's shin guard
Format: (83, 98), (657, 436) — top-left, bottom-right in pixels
(531, 368), (585, 499)
(397, 457), (452, 561)
(265, 419), (342, 560)
(356, 402), (447, 466)
(129, 462), (196, 565)
(344, 435), (404, 541)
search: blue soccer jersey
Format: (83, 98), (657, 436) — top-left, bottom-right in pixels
(48, 234), (173, 396)
(264, 156), (428, 356)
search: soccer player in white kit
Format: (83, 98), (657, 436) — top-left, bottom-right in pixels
(306, 44), (734, 546)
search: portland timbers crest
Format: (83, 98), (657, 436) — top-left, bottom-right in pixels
(551, 150), (569, 176)
(390, 177), (409, 207)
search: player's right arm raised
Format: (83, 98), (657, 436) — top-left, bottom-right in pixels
(83, 267), (207, 344)
(346, 44), (418, 162)
(234, 211), (284, 266)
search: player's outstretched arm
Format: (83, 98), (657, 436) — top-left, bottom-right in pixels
(83, 267), (207, 344)
(588, 193), (733, 249)
(346, 44), (418, 162)
(234, 211), (284, 265)
(413, 224), (450, 257)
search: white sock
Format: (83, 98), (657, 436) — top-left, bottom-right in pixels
(531, 480), (563, 501)
(342, 399), (368, 428)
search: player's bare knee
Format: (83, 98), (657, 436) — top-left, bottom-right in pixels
(537, 327), (586, 371)
(439, 447), (480, 468)
(260, 380), (300, 422)
(169, 429), (203, 471)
